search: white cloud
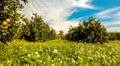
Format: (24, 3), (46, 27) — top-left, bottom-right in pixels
(107, 27), (120, 32)
(95, 7), (120, 19)
(73, 0), (95, 9)
(22, 0), (120, 33)
(102, 21), (120, 27)
(94, 7), (120, 32)
(21, 0), (95, 33)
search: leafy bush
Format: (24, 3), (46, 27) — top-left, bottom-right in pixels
(66, 17), (109, 43)
(21, 14), (57, 42)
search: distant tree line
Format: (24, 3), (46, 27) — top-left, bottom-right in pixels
(108, 32), (120, 40)
(19, 16), (120, 43)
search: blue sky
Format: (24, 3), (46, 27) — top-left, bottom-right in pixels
(22, 0), (120, 33)
(68, 0), (120, 20)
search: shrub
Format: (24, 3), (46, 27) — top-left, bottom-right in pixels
(21, 14), (57, 42)
(65, 17), (109, 44)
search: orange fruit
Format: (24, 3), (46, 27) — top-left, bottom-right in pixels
(15, 10), (19, 14)
(6, 18), (10, 23)
(2, 21), (8, 26)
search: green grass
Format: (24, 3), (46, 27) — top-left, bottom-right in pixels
(0, 40), (120, 66)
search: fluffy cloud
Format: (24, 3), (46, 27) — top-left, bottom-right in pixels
(21, 0), (94, 33)
(73, 0), (95, 9)
(107, 27), (120, 32)
(95, 7), (120, 19)
(94, 7), (120, 32)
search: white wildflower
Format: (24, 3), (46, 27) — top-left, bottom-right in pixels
(37, 54), (40, 58)
(88, 57), (93, 60)
(26, 64), (29, 66)
(43, 62), (46, 64)
(27, 54), (30, 57)
(51, 60), (53, 62)
(35, 51), (39, 55)
(72, 58), (75, 63)
(19, 46), (22, 49)
(40, 60), (42, 63)
(102, 55), (105, 59)
(111, 48), (115, 51)
(58, 58), (60, 61)
(53, 49), (58, 53)
(52, 64), (55, 66)
(60, 61), (62, 64)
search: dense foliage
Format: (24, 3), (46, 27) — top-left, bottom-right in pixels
(58, 30), (65, 39)
(0, 40), (120, 66)
(0, 0), (28, 43)
(21, 14), (57, 42)
(66, 17), (109, 43)
(108, 32), (120, 40)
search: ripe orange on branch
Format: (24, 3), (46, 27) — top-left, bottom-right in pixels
(6, 18), (11, 23)
(2, 21), (8, 26)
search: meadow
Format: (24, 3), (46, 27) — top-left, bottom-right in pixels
(0, 40), (120, 66)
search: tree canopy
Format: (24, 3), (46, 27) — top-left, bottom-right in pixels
(65, 17), (109, 44)
(21, 14), (57, 42)
(0, 0), (28, 43)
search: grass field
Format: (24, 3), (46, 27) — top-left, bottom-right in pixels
(0, 40), (120, 66)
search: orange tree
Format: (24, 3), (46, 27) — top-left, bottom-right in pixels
(21, 14), (57, 42)
(0, 0), (28, 43)
(65, 17), (109, 44)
